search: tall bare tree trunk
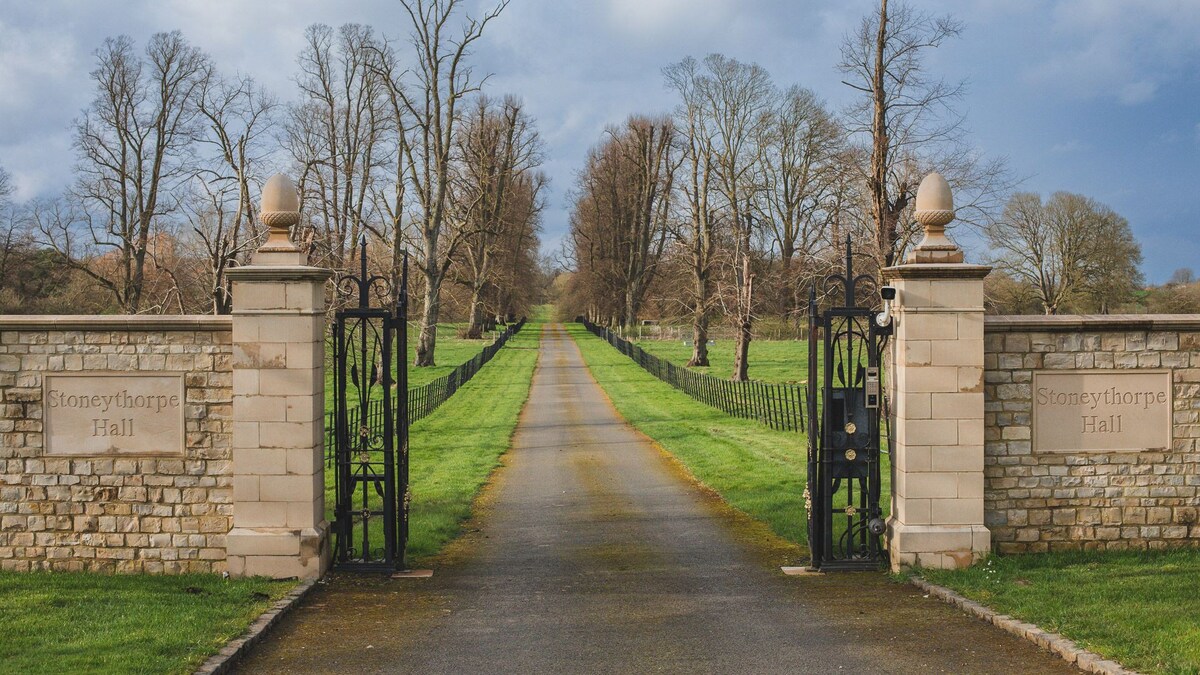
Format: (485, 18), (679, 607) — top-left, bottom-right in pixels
(731, 252), (753, 381)
(417, 274), (441, 363)
(624, 288), (638, 329)
(687, 272), (710, 367)
(870, 0), (894, 267)
(466, 283), (486, 339)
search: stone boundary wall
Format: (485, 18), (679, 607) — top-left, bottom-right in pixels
(984, 315), (1200, 553)
(0, 316), (234, 573)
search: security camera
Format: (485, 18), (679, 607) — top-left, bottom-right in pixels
(876, 286), (897, 327)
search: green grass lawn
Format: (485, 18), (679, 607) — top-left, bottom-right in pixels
(323, 321), (516, 410)
(0, 317), (536, 675)
(0, 572), (296, 674)
(632, 336), (810, 384)
(325, 308), (544, 564)
(572, 323), (891, 552)
(405, 312), (542, 562)
(921, 549), (1200, 675)
(568, 322), (814, 546)
(398, 321), (517, 386)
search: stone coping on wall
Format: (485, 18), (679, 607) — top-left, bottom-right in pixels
(986, 314), (1200, 333)
(882, 262), (992, 280)
(225, 265), (332, 283)
(0, 315), (232, 332)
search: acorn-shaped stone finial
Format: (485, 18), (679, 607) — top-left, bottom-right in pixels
(908, 172), (963, 264)
(259, 174), (300, 252)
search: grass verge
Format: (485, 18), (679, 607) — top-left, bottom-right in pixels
(0, 572), (296, 674)
(323, 320), (519, 410)
(323, 309), (544, 563)
(920, 549), (1200, 675)
(2, 316), (540, 675)
(567, 322), (812, 546)
(405, 313), (542, 562)
(632, 336), (809, 384)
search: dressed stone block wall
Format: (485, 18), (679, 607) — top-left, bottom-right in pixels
(983, 315), (1200, 553)
(0, 317), (234, 573)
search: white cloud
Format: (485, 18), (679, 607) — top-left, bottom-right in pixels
(1049, 139), (1088, 155)
(1117, 81), (1157, 106)
(1020, 0), (1200, 106)
(0, 20), (81, 123)
(605, 0), (736, 37)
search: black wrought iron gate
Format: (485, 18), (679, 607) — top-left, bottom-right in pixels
(806, 238), (891, 571)
(331, 239), (409, 571)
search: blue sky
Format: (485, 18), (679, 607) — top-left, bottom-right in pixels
(1, 0), (1197, 282)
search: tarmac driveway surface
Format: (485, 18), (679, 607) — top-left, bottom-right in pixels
(239, 324), (1076, 674)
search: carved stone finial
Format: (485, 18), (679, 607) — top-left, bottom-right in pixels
(259, 174), (300, 253)
(252, 174), (305, 265)
(908, 172), (963, 264)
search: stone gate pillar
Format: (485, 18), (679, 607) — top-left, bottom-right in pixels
(226, 175), (331, 579)
(883, 173), (991, 571)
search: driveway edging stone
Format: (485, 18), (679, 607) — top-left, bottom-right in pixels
(193, 577), (319, 675)
(909, 576), (1138, 675)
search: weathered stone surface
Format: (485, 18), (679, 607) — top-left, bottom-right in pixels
(0, 323), (233, 573)
(985, 325), (1200, 552)
(885, 262), (991, 571)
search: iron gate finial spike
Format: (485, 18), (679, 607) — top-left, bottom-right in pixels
(398, 249), (409, 314)
(358, 234), (369, 308)
(844, 235), (854, 307)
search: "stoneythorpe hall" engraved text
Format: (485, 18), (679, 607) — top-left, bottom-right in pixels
(1036, 385), (1169, 434)
(46, 388), (181, 437)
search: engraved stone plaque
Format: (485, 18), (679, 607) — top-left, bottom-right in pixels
(44, 374), (185, 456)
(1032, 370), (1172, 453)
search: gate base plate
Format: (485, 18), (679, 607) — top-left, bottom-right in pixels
(391, 569), (434, 579)
(780, 566), (823, 576)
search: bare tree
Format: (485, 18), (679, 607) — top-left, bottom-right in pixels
(364, 37), (414, 310)
(839, 0), (965, 267)
(676, 54), (773, 381)
(1168, 268), (1196, 286)
(0, 166), (28, 286)
(386, 0), (509, 366)
(190, 73), (277, 313)
(618, 117), (675, 328)
(663, 56), (720, 367)
(759, 85), (841, 322)
(50, 32), (210, 313)
(483, 171), (546, 321)
(287, 24), (388, 275)
(450, 95), (544, 337)
(564, 188), (620, 325)
(986, 192), (1142, 315)
(566, 115), (674, 329)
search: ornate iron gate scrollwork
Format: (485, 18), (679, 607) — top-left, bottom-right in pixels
(331, 237), (409, 571)
(806, 237), (892, 571)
